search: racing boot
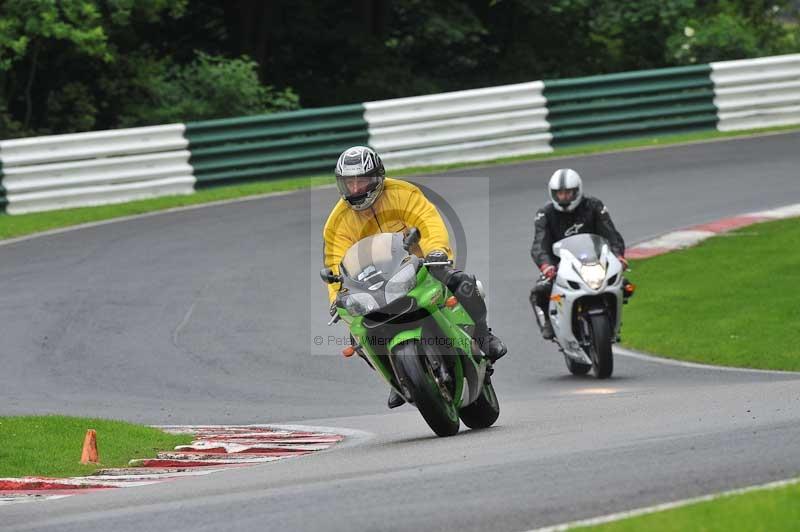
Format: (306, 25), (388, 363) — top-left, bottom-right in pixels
(541, 314), (555, 340)
(475, 323), (507, 363)
(442, 273), (507, 363)
(388, 388), (405, 409)
(531, 280), (555, 340)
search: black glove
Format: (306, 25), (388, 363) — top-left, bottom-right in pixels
(329, 301), (338, 317)
(534, 275), (553, 294)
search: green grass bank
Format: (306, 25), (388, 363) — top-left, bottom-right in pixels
(578, 480), (800, 531)
(623, 217), (800, 371)
(0, 415), (193, 478)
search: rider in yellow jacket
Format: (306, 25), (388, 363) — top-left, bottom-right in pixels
(322, 146), (506, 409)
(323, 177), (452, 303)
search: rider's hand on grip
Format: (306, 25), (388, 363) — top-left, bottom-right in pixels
(540, 263), (556, 280)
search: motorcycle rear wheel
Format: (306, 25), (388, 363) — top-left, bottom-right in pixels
(459, 374), (500, 429)
(393, 340), (460, 437)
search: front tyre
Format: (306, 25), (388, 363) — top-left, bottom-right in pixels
(589, 314), (614, 379)
(459, 375), (500, 429)
(393, 341), (460, 437)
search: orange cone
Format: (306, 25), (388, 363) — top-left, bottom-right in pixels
(80, 429), (99, 464)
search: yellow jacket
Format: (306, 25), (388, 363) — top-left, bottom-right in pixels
(323, 178), (452, 302)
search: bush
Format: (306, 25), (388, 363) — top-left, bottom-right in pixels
(668, 13), (763, 63)
(667, 2), (800, 64)
(0, 110), (27, 139)
(120, 51), (300, 126)
(45, 82), (98, 134)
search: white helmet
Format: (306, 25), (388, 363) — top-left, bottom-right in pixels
(335, 146), (385, 211)
(548, 168), (583, 212)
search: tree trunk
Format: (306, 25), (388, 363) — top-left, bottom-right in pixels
(23, 42), (40, 130)
(254, 1), (274, 81)
(355, 0), (387, 36)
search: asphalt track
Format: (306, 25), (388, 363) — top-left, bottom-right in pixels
(2, 132), (800, 531)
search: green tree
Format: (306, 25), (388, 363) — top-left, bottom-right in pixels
(217, 0), (495, 106)
(0, 0), (112, 133)
(0, 0), (190, 136)
(2, 0), (798, 138)
(589, 0), (696, 70)
(0, 0), (299, 137)
(667, 1), (800, 64)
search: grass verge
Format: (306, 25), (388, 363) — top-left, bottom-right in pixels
(0, 415), (193, 478)
(0, 176), (333, 241)
(1, 124), (799, 242)
(577, 480), (800, 531)
(623, 217), (800, 371)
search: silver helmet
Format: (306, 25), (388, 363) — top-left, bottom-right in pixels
(548, 168), (583, 212)
(335, 146), (385, 211)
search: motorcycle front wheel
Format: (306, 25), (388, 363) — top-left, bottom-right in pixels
(589, 314), (614, 378)
(393, 340), (460, 437)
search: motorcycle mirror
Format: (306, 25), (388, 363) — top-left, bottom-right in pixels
(320, 268), (342, 284)
(403, 227), (421, 250)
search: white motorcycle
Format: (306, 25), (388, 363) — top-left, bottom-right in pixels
(532, 234), (634, 379)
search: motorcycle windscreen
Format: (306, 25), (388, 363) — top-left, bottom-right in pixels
(556, 234), (609, 264)
(340, 233), (407, 286)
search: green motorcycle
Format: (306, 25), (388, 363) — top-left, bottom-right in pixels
(320, 228), (500, 437)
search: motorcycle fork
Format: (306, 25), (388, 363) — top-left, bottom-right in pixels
(425, 347), (454, 403)
(575, 300), (607, 349)
(576, 314), (592, 349)
(422, 316), (467, 408)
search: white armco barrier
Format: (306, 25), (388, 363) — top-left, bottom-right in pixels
(365, 81), (552, 168)
(0, 124), (188, 166)
(0, 124), (195, 214)
(711, 54), (800, 131)
(6, 176), (195, 215)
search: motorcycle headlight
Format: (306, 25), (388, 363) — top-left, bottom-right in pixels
(344, 293), (380, 316)
(579, 263), (606, 290)
(385, 264), (417, 304)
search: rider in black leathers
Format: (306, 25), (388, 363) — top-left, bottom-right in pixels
(530, 168), (627, 339)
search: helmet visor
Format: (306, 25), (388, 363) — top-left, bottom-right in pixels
(551, 187), (579, 207)
(337, 174), (381, 203)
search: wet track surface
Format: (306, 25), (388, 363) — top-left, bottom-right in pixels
(2, 132), (800, 531)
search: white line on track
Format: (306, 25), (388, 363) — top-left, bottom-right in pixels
(0, 494), (73, 505)
(526, 477), (800, 531)
(171, 301), (196, 347)
(614, 346), (800, 376)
